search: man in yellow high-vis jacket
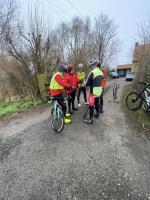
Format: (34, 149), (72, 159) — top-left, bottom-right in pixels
(84, 60), (103, 124)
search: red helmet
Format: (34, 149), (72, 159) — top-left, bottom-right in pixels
(68, 64), (75, 71)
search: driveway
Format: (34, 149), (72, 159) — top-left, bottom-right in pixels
(0, 78), (150, 200)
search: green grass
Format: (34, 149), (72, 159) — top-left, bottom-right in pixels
(0, 99), (42, 118)
(121, 83), (150, 134)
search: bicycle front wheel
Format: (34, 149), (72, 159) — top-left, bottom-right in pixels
(83, 107), (90, 121)
(83, 106), (93, 124)
(125, 92), (143, 111)
(113, 82), (117, 99)
(50, 107), (64, 133)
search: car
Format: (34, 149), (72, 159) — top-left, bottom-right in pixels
(111, 71), (119, 79)
(126, 72), (135, 81)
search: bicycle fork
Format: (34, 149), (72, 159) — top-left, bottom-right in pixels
(54, 103), (59, 119)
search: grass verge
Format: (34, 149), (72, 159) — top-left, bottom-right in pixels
(121, 83), (150, 135)
(0, 99), (42, 118)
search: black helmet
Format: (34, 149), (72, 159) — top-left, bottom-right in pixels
(58, 65), (68, 73)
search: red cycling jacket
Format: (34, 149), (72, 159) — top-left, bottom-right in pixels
(49, 74), (70, 96)
(64, 73), (79, 94)
(103, 70), (108, 78)
(102, 70), (107, 89)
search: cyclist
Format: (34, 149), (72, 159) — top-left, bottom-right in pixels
(77, 63), (88, 107)
(64, 64), (79, 114)
(97, 62), (107, 113)
(84, 60), (103, 124)
(49, 65), (71, 124)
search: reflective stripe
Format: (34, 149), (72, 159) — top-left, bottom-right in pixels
(50, 72), (64, 90)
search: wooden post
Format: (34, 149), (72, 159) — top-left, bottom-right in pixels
(37, 74), (47, 101)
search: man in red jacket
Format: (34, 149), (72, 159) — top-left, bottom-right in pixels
(49, 65), (71, 124)
(65, 64), (79, 114)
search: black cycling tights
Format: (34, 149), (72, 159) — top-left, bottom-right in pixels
(68, 90), (76, 111)
(89, 97), (100, 119)
(55, 94), (67, 116)
(77, 87), (87, 104)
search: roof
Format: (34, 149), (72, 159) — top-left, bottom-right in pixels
(133, 43), (150, 63)
(117, 64), (134, 70)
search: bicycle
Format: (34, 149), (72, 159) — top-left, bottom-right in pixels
(49, 96), (65, 133)
(125, 81), (150, 112)
(113, 82), (120, 100)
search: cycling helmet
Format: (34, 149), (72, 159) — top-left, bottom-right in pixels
(88, 60), (98, 67)
(68, 64), (75, 71)
(78, 63), (83, 68)
(58, 65), (68, 73)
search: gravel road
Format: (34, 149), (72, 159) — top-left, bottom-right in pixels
(0, 78), (150, 200)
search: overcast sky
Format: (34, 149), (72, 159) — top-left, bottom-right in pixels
(18, 0), (150, 66)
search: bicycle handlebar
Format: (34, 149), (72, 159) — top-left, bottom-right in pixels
(50, 96), (68, 101)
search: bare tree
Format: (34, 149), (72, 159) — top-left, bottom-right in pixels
(56, 17), (93, 66)
(138, 20), (150, 44)
(58, 14), (119, 66)
(4, 6), (52, 98)
(4, 5), (53, 73)
(93, 13), (119, 65)
(0, 0), (16, 55)
(135, 18), (150, 83)
(0, 0), (15, 37)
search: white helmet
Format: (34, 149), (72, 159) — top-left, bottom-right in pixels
(88, 60), (98, 67)
(78, 63), (83, 68)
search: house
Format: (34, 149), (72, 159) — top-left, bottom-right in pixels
(117, 64), (137, 77)
(117, 42), (150, 77)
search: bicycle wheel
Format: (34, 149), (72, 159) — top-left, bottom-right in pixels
(125, 92), (143, 111)
(83, 106), (90, 121)
(83, 106), (93, 124)
(113, 82), (117, 99)
(50, 106), (64, 133)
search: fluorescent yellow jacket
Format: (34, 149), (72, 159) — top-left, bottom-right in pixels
(50, 72), (64, 90)
(77, 71), (86, 88)
(86, 67), (103, 97)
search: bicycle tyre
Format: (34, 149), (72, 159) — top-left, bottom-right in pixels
(83, 106), (93, 124)
(125, 92), (143, 111)
(50, 106), (64, 133)
(83, 106), (90, 121)
(113, 82), (117, 98)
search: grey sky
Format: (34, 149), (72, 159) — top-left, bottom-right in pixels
(19, 0), (150, 66)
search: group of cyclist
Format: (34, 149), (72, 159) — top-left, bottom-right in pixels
(49, 60), (107, 124)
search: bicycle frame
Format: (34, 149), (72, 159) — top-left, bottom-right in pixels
(144, 87), (150, 107)
(51, 100), (63, 119)
(139, 85), (150, 109)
